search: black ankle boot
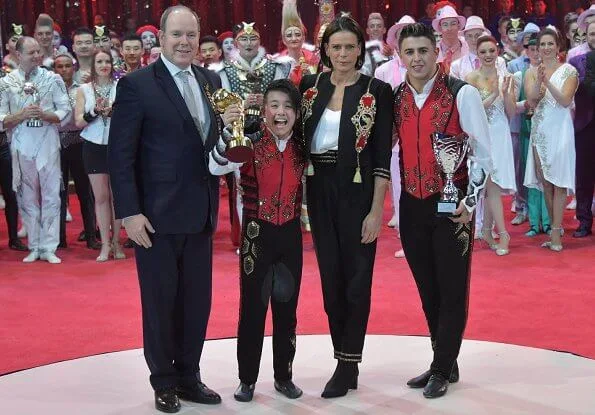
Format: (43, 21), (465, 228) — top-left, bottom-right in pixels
(321, 361), (358, 398)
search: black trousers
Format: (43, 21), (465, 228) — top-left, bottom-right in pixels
(575, 126), (595, 230)
(306, 163), (376, 363)
(59, 141), (96, 244)
(237, 217), (302, 384)
(0, 142), (19, 242)
(399, 192), (474, 378)
(134, 230), (213, 391)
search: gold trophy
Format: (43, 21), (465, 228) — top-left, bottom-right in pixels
(212, 89), (253, 162)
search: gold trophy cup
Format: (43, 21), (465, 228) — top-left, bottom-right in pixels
(212, 89), (253, 163)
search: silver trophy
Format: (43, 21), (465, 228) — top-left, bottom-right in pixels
(431, 132), (470, 216)
(23, 82), (43, 127)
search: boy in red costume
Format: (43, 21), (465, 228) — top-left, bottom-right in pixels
(209, 79), (305, 402)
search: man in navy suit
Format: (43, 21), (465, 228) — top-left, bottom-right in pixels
(108, 5), (222, 413)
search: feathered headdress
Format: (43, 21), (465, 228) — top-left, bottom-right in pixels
(282, 0), (306, 35)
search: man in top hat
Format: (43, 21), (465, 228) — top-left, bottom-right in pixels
(567, 5), (595, 62)
(432, 5), (468, 72)
(449, 16), (506, 81)
(361, 12), (393, 76)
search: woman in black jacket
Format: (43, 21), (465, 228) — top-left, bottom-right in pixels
(299, 14), (393, 399)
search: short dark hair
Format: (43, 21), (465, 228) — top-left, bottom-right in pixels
(160, 5), (200, 32)
(264, 78), (305, 157)
(398, 22), (436, 49)
(264, 78), (301, 111)
(72, 27), (93, 40)
(538, 27), (560, 47)
(199, 35), (221, 49)
(319, 14), (366, 70)
(122, 34), (142, 45)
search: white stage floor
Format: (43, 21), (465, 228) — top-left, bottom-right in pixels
(1, 335), (593, 414)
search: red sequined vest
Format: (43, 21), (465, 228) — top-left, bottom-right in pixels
(240, 130), (305, 225)
(395, 71), (467, 200)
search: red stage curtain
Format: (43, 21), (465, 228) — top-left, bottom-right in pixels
(0, 1), (582, 54)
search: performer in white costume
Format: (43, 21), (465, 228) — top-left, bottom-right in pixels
(0, 37), (71, 263)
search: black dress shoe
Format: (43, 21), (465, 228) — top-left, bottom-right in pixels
(176, 382), (221, 405)
(423, 374), (449, 398)
(86, 237), (102, 250)
(321, 362), (358, 398)
(407, 361), (459, 388)
(274, 380), (303, 399)
(77, 230), (87, 242)
(58, 240), (68, 249)
(8, 239), (28, 252)
(154, 390), (180, 413)
(124, 238), (135, 248)
(233, 382), (255, 402)
(573, 228), (592, 238)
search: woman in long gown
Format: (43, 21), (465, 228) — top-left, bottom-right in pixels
(466, 36), (517, 255)
(524, 28), (578, 251)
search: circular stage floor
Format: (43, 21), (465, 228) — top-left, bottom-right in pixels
(1, 335), (593, 414)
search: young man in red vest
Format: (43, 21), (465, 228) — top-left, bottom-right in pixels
(394, 23), (492, 398)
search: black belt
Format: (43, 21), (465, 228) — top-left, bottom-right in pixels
(310, 150), (338, 164)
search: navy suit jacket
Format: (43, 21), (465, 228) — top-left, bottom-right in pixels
(108, 58), (222, 234)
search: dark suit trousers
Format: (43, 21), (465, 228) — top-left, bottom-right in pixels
(135, 231), (213, 392)
(0, 142), (19, 241)
(237, 218), (302, 384)
(575, 125), (595, 230)
(306, 163), (376, 364)
(399, 192), (473, 379)
(59, 142), (96, 244)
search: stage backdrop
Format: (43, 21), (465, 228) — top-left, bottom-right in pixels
(0, 1), (583, 54)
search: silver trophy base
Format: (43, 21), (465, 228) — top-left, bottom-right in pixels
(436, 200), (458, 217)
(26, 119), (43, 128)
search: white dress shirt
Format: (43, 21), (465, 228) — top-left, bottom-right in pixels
(160, 54), (211, 134)
(311, 109), (340, 154)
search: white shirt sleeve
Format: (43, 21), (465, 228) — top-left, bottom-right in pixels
(208, 135), (243, 175)
(52, 74), (72, 126)
(456, 84), (493, 213)
(456, 84), (492, 174)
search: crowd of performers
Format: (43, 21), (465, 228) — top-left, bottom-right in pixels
(1, 0), (594, 410)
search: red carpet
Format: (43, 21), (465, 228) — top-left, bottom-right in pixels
(1, 188), (594, 375)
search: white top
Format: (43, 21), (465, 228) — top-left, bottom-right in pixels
(80, 82), (117, 145)
(404, 70), (493, 175)
(311, 109), (340, 154)
(160, 54), (211, 134)
(0, 67), (71, 175)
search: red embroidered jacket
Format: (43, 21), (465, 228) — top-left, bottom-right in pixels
(395, 70), (468, 200)
(240, 129), (305, 225)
